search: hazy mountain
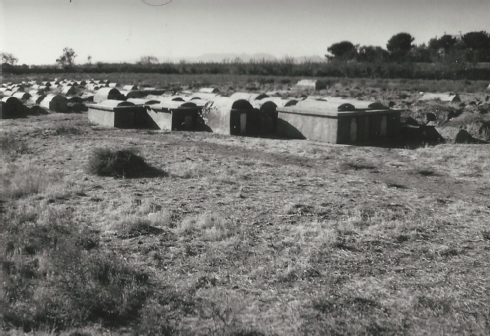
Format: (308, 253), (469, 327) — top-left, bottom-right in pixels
(294, 55), (326, 63)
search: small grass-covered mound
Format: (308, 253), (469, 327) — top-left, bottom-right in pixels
(87, 148), (164, 178)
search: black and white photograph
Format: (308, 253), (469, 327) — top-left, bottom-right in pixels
(1, 0), (490, 335)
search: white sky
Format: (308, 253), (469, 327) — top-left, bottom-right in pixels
(1, 0), (489, 65)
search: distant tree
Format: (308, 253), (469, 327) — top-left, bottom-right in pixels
(87, 55), (92, 65)
(357, 46), (389, 62)
(429, 35), (457, 51)
(409, 44), (432, 62)
(461, 31), (490, 62)
(387, 33), (414, 60)
(326, 41), (357, 61)
(138, 55), (159, 65)
(462, 31), (490, 50)
(2, 52), (19, 65)
(439, 35), (458, 50)
(56, 47), (77, 67)
(283, 55), (296, 64)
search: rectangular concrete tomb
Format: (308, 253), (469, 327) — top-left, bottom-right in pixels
(205, 97), (261, 136)
(277, 98), (401, 144)
(147, 101), (201, 131)
(87, 100), (148, 128)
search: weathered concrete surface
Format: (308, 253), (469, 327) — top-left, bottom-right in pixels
(40, 94), (68, 113)
(88, 105), (147, 128)
(1, 97), (26, 119)
(206, 98), (258, 136)
(147, 108), (199, 131)
(419, 93), (461, 103)
(94, 88), (124, 103)
(277, 107), (401, 144)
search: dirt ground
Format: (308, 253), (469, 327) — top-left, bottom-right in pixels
(2, 112), (490, 335)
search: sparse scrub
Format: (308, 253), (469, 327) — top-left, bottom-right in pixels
(170, 161), (211, 179)
(413, 168), (441, 176)
(115, 215), (164, 238)
(1, 134), (30, 159)
(1, 164), (63, 199)
(338, 160), (379, 171)
(147, 209), (173, 227)
(178, 212), (237, 241)
(3, 203), (152, 332)
(138, 290), (197, 335)
(54, 126), (84, 136)
(2, 99), (490, 335)
(86, 148), (156, 178)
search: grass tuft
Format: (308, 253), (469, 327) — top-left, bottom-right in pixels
(1, 164), (62, 199)
(178, 212), (237, 241)
(54, 126), (83, 136)
(116, 216), (165, 239)
(1, 134), (30, 159)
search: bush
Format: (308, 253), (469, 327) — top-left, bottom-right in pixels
(86, 148), (150, 178)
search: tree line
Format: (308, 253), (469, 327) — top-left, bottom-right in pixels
(2, 31), (490, 80)
(326, 31), (490, 63)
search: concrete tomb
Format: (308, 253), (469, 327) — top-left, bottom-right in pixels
(1, 97), (26, 119)
(61, 86), (77, 96)
(12, 92), (31, 101)
(206, 97), (261, 136)
(40, 94), (68, 112)
(29, 94), (46, 105)
(93, 88), (125, 103)
(87, 100), (148, 128)
(126, 98), (160, 106)
(294, 79), (326, 91)
(276, 98), (401, 144)
(123, 85), (138, 91)
(147, 101), (201, 131)
(199, 87), (220, 94)
(419, 92), (461, 103)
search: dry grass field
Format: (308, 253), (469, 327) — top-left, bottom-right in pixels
(4, 73), (490, 94)
(2, 111), (490, 335)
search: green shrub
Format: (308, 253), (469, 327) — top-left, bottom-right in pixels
(86, 148), (150, 178)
